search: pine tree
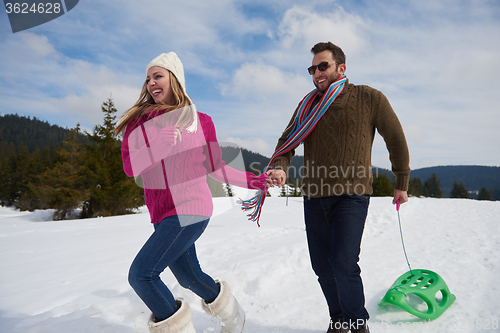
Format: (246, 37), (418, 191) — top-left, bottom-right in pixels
(29, 125), (90, 219)
(0, 141), (18, 204)
(450, 181), (469, 198)
(280, 184), (287, 197)
(80, 98), (144, 218)
(424, 173), (443, 198)
(478, 187), (492, 201)
(490, 189), (500, 201)
(0, 139), (59, 209)
(8, 145), (37, 209)
(408, 177), (425, 197)
(372, 173), (394, 197)
(225, 183), (234, 197)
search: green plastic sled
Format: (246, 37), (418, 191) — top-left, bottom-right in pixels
(379, 269), (456, 320)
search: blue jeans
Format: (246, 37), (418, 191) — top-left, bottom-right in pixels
(128, 215), (220, 321)
(303, 195), (370, 330)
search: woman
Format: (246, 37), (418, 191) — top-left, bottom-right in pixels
(114, 52), (269, 333)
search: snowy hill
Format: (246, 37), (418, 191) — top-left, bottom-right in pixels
(0, 192), (499, 333)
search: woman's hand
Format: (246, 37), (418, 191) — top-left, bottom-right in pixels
(156, 126), (181, 145)
(173, 128), (182, 144)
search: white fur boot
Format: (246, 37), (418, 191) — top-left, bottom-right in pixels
(201, 281), (245, 333)
(148, 299), (196, 333)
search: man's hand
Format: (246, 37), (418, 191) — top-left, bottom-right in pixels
(393, 189), (408, 206)
(266, 169), (287, 187)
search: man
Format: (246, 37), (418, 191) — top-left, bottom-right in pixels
(268, 42), (410, 333)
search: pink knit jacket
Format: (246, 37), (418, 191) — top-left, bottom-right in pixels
(121, 110), (268, 224)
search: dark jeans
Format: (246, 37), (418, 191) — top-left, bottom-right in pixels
(128, 215), (219, 321)
(304, 195), (370, 330)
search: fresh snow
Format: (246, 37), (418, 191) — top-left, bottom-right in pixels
(1, 188), (499, 333)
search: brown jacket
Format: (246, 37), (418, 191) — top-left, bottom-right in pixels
(273, 80), (410, 197)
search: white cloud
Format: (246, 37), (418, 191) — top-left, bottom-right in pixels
(0, 32), (141, 129)
(20, 33), (56, 57)
(211, 5), (373, 161)
(221, 61), (310, 101)
(277, 5), (368, 59)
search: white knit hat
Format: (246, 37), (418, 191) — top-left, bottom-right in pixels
(146, 52), (187, 93)
(146, 52), (197, 133)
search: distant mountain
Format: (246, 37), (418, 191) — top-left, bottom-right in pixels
(220, 144), (304, 175)
(410, 166), (500, 198)
(0, 114), (74, 152)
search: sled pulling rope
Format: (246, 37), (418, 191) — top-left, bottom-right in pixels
(378, 200), (456, 320)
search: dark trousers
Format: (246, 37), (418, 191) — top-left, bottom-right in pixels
(304, 195), (370, 329)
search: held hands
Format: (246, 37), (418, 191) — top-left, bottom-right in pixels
(265, 169), (287, 188)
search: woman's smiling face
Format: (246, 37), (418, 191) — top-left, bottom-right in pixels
(146, 66), (174, 104)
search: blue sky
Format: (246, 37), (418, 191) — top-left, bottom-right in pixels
(1, 0), (499, 170)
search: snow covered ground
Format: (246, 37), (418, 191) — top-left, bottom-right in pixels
(1, 189), (499, 333)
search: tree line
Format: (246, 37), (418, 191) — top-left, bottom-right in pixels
(372, 172), (494, 200)
(0, 99), (144, 220)
(0, 113), (74, 153)
(251, 168), (495, 200)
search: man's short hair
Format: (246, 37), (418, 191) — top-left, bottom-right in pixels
(311, 42), (346, 64)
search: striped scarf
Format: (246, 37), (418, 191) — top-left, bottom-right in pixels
(239, 75), (347, 226)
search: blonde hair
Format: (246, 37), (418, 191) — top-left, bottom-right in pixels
(113, 72), (193, 136)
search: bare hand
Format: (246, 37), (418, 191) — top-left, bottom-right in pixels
(393, 189), (408, 206)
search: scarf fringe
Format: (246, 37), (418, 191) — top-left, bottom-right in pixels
(236, 189), (267, 227)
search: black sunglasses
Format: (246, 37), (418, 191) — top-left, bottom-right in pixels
(308, 62), (338, 75)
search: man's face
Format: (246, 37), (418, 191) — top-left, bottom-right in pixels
(311, 50), (346, 93)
